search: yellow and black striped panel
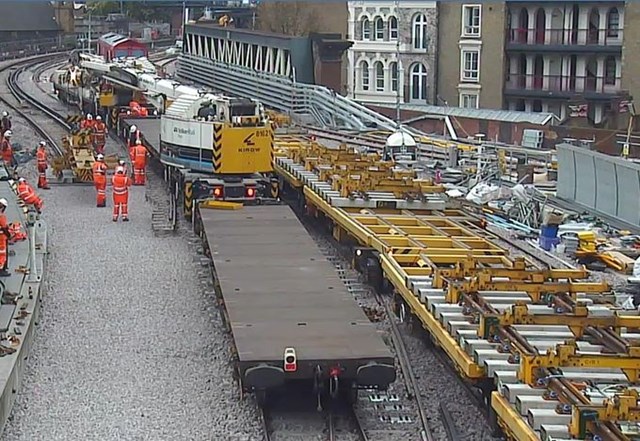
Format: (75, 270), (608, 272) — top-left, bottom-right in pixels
(76, 129), (93, 146)
(110, 107), (119, 128)
(74, 168), (93, 182)
(213, 123), (223, 173)
(184, 182), (193, 216)
(66, 114), (83, 125)
(269, 129), (275, 167)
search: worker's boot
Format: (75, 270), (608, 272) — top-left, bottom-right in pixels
(123, 217), (129, 222)
(0, 269), (10, 277)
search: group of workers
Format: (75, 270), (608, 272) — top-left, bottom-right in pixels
(84, 119), (148, 222)
(80, 113), (108, 155)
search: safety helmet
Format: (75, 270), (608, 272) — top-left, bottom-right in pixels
(118, 159), (125, 166)
(96, 154), (104, 161)
(18, 177), (25, 183)
(1, 111), (7, 117)
(136, 139), (142, 145)
(0, 198), (7, 207)
(86, 113), (93, 120)
(3, 130), (11, 137)
(96, 115), (102, 121)
(116, 166), (124, 174)
(39, 141), (46, 146)
(130, 125), (137, 132)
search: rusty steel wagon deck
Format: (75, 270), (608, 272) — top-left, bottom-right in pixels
(198, 204), (395, 393)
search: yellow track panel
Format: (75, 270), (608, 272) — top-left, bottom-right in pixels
(273, 137), (640, 441)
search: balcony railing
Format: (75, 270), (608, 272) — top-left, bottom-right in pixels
(508, 28), (623, 46)
(505, 73), (621, 95)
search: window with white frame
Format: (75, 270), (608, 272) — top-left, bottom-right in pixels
(410, 63), (428, 101)
(360, 60), (370, 90)
(390, 62), (399, 92)
(389, 16), (398, 40)
(374, 17), (384, 40)
(462, 5), (481, 37)
(461, 49), (480, 82)
(374, 61), (384, 92)
(412, 14), (428, 50)
(362, 18), (371, 40)
(460, 92), (479, 109)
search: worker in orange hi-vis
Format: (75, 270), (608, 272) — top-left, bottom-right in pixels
(92, 154), (107, 208)
(111, 166), (132, 222)
(16, 178), (43, 213)
(80, 113), (95, 130)
(36, 141), (50, 190)
(0, 198), (10, 277)
(1, 130), (14, 167)
(93, 115), (107, 155)
(132, 140), (148, 185)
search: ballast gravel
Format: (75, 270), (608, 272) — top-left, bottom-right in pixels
(2, 180), (263, 440)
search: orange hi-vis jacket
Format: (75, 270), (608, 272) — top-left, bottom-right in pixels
(133, 145), (148, 168)
(36, 146), (48, 171)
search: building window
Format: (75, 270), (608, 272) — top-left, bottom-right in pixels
(374, 17), (384, 40)
(374, 61), (384, 92)
(389, 16), (398, 40)
(360, 60), (370, 90)
(607, 8), (620, 38)
(410, 63), (428, 101)
(462, 5), (481, 37)
(460, 93), (479, 109)
(605, 56), (616, 85)
(412, 14), (428, 50)
(461, 49), (480, 82)
(390, 62), (399, 92)
(362, 18), (371, 40)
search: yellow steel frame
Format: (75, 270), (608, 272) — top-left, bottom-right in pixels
(569, 389), (640, 438)
(481, 304), (640, 339)
(519, 341), (640, 385)
(273, 135), (625, 440)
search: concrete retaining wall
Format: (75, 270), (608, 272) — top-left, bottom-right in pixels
(557, 142), (640, 228)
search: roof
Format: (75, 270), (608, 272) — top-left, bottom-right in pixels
(99, 32), (144, 47)
(377, 103), (560, 126)
(0, 1), (59, 32)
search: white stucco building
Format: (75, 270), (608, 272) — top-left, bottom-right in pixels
(346, 1), (438, 105)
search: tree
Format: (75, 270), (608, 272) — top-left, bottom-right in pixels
(86, 1), (170, 22)
(256, 1), (318, 37)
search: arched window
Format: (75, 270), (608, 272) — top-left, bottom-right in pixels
(362, 18), (371, 40)
(374, 17), (384, 40)
(390, 62), (399, 92)
(413, 14), (428, 49)
(607, 7), (620, 38)
(360, 60), (370, 91)
(374, 61), (384, 91)
(389, 16), (398, 40)
(410, 63), (428, 101)
(605, 56), (617, 85)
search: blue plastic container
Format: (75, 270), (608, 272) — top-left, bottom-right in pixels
(540, 225), (559, 238)
(539, 236), (560, 251)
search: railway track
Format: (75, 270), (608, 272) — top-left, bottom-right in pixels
(0, 54), (69, 157)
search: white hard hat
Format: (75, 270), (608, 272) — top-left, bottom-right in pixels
(136, 139), (142, 145)
(130, 125), (137, 132)
(118, 159), (125, 165)
(39, 141), (46, 146)
(0, 198), (7, 207)
(96, 154), (104, 160)
(1, 112), (7, 117)
(18, 177), (25, 183)
(116, 166), (124, 174)
(96, 115), (102, 121)
(3, 130), (11, 137)
(87, 113), (93, 119)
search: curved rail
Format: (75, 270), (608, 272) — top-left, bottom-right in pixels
(0, 54), (70, 157)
